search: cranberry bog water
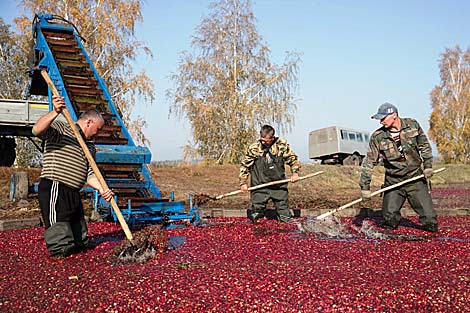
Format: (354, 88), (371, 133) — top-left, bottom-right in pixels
(1, 163), (469, 311)
(1, 216), (469, 312)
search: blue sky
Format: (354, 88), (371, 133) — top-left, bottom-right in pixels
(2, 0), (470, 161)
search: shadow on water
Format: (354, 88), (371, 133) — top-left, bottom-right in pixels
(89, 230), (126, 248)
(88, 231), (187, 251)
(353, 208), (423, 231)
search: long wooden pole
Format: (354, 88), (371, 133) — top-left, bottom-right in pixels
(41, 69), (134, 242)
(315, 167), (446, 220)
(215, 171), (324, 200)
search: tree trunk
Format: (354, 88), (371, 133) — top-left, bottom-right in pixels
(10, 172), (28, 202)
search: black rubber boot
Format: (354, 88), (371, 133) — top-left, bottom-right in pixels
(247, 209), (264, 224)
(423, 223), (438, 233)
(382, 222), (398, 230)
(44, 222), (77, 257)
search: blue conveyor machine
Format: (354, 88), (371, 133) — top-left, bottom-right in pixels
(28, 14), (199, 227)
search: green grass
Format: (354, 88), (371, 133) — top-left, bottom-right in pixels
(428, 163), (470, 185)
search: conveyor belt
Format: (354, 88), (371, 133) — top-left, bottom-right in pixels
(42, 29), (157, 208)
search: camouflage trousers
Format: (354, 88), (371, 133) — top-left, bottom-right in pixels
(250, 187), (291, 222)
(382, 179), (437, 227)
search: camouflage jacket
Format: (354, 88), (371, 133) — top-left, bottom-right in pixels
(359, 118), (433, 190)
(239, 137), (300, 186)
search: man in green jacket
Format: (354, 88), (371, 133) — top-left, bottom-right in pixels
(359, 102), (437, 233)
(240, 125), (300, 223)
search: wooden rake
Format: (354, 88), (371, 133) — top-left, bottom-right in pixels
(214, 170), (324, 200)
(315, 167), (446, 220)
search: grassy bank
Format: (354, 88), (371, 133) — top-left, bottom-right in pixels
(300, 163), (470, 189)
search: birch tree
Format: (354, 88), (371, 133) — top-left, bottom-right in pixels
(0, 18), (27, 99)
(169, 0), (301, 164)
(429, 45), (470, 164)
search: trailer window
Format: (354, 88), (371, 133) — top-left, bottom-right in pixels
(365, 134), (369, 142)
(348, 132), (356, 141)
(340, 130), (348, 140)
(356, 133), (363, 142)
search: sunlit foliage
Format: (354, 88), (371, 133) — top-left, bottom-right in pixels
(429, 45), (470, 164)
(168, 0), (301, 164)
(0, 18), (28, 99)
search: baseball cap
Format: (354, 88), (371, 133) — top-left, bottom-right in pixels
(371, 102), (398, 120)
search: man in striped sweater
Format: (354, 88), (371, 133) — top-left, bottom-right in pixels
(32, 95), (114, 257)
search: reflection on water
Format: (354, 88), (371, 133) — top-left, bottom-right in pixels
(296, 217), (430, 241)
(168, 235), (187, 250)
(436, 237), (470, 243)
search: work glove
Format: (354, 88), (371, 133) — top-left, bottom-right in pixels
(423, 168), (434, 179)
(361, 190), (371, 201)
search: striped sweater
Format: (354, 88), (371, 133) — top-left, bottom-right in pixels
(38, 120), (96, 190)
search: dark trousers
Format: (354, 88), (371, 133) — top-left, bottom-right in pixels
(251, 187), (291, 222)
(382, 179), (437, 227)
(38, 178), (88, 257)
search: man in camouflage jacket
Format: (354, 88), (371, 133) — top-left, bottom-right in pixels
(240, 125), (300, 223)
(359, 102), (438, 233)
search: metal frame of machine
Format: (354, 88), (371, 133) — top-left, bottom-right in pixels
(28, 14), (199, 227)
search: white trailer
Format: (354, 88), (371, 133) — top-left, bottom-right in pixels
(308, 126), (370, 165)
(0, 99), (48, 166)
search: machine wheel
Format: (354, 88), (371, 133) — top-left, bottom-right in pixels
(292, 208), (301, 218)
(321, 158), (337, 165)
(343, 154), (362, 166)
(0, 137), (16, 167)
(10, 172), (29, 202)
(97, 205), (112, 222)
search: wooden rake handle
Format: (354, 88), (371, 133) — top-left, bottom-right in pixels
(315, 167), (446, 220)
(41, 69), (134, 242)
(215, 171), (324, 200)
